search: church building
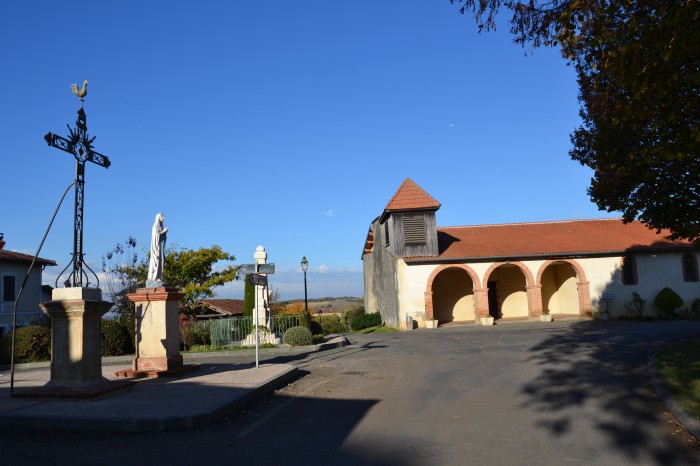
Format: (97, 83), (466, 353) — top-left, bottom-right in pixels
(362, 179), (700, 328)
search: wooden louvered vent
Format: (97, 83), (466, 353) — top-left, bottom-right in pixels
(403, 217), (425, 244)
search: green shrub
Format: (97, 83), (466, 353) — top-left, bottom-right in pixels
(30, 313), (52, 328)
(101, 319), (135, 356)
(0, 326), (51, 364)
(654, 287), (684, 317)
(343, 306), (365, 325)
(179, 320), (211, 351)
(309, 319), (323, 335)
(321, 314), (347, 334)
(351, 312), (382, 331)
(283, 326), (312, 346)
(118, 315), (136, 349)
(692, 299), (700, 320)
(292, 311), (313, 331)
(624, 292), (647, 319)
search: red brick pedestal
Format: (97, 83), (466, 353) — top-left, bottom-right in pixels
(115, 287), (198, 379)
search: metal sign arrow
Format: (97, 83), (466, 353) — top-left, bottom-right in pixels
(238, 263), (275, 275)
(248, 273), (268, 286)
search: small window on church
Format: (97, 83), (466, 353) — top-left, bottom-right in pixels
(403, 217), (426, 245)
(683, 253), (698, 282)
(621, 256), (637, 285)
(383, 222), (390, 248)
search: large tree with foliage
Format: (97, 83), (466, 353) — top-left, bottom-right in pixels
(102, 240), (238, 319)
(452, 0), (699, 242)
(162, 246), (238, 317)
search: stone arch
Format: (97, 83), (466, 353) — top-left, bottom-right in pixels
(425, 264), (480, 323)
(481, 261), (535, 289)
(536, 259), (591, 317)
(481, 262), (535, 319)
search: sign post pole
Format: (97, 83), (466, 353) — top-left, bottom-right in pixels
(254, 263), (259, 368)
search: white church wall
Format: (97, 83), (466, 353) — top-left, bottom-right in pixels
(397, 260), (435, 325)
(577, 252), (700, 316)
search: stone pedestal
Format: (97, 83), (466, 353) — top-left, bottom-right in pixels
(13, 288), (134, 399)
(41, 288), (112, 388)
(117, 287), (198, 378)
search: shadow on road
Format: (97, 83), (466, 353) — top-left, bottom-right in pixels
(522, 320), (700, 464)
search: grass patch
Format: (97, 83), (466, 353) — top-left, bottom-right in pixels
(184, 343), (277, 353)
(656, 339), (700, 420)
(356, 326), (398, 334)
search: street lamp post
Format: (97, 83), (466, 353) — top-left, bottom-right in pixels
(301, 257), (309, 317)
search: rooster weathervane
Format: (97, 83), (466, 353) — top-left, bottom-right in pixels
(71, 80), (88, 106)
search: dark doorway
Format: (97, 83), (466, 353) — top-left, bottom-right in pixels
(487, 281), (500, 319)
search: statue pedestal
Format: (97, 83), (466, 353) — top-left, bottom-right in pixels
(116, 287), (198, 378)
(43, 288), (111, 387)
(13, 288), (134, 399)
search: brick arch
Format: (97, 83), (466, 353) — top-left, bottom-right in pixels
(481, 261), (535, 289)
(536, 259), (591, 317)
(481, 261), (539, 318)
(424, 264), (480, 321)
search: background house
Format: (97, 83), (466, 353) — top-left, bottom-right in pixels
(198, 299), (244, 320)
(0, 235), (57, 335)
(362, 179), (700, 328)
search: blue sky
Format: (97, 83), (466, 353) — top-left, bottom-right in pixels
(1, 1), (608, 301)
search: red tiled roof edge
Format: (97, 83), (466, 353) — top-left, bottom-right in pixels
(0, 249), (57, 266)
(406, 218), (695, 261)
(202, 299), (244, 315)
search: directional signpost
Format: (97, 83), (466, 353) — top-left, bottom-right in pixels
(248, 273), (268, 287)
(601, 293), (615, 315)
(238, 263), (275, 275)
(238, 263), (275, 368)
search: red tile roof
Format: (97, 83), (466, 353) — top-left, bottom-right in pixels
(0, 249), (57, 266)
(413, 219), (694, 261)
(384, 178), (441, 212)
(202, 299), (244, 316)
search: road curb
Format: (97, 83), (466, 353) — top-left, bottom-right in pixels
(648, 353), (700, 440)
(1, 335), (350, 372)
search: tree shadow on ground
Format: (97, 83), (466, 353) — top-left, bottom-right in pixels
(522, 320), (700, 464)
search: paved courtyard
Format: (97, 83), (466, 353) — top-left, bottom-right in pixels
(1, 319), (700, 465)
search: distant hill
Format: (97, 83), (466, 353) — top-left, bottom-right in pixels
(280, 297), (363, 311)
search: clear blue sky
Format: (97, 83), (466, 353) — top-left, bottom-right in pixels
(1, 1), (608, 301)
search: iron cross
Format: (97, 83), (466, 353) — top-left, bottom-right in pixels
(44, 89), (111, 288)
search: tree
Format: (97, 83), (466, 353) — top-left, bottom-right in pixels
(243, 275), (255, 317)
(451, 1), (700, 242)
(284, 301), (307, 315)
(162, 245), (238, 318)
(102, 240), (238, 319)
(267, 287), (286, 315)
(101, 237), (146, 318)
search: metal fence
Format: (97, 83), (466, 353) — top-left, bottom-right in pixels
(202, 315), (306, 348)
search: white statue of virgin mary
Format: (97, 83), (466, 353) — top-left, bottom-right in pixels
(147, 212), (168, 285)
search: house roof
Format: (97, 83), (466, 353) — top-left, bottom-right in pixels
(364, 179), (696, 262)
(406, 218), (694, 262)
(383, 178), (441, 214)
(0, 249), (57, 266)
(201, 299), (244, 317)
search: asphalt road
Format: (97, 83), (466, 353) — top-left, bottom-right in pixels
(2, 319), (700, 465)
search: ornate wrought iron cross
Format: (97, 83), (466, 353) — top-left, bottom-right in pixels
(44, 83), (111, 288)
